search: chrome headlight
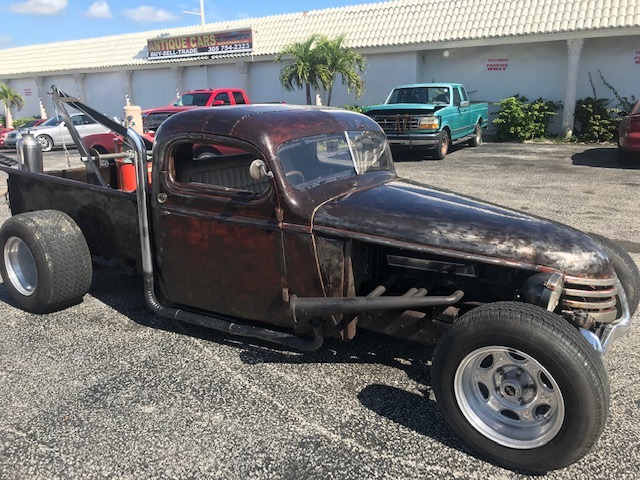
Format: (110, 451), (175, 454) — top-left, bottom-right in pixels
(521, 272), (564, 312)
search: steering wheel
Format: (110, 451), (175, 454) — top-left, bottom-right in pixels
(286, 170), (305, 184)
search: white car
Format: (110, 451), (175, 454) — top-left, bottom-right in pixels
(26, 113), (111, 152)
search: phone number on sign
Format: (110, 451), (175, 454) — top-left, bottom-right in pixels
(208, 43), (251, 52)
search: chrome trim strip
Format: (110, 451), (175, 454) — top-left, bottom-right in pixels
(600, 279), (632, 355)
(563, 286), (618, 298)
(562, 297), (618, 310)
(564, 275), (617, 287)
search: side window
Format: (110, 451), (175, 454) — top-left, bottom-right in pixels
(453, 88), (462, 106)
(232, 91), (246, 104)
(72, 116), (84, 125)
(460, 87), (469, 102)
(214, 92), (231, 105)
(170, 141), (270, 195)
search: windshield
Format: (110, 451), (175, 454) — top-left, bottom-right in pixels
(387, 86), (450, 104)
(277, 130), (393, 190)
(172, 92), (210, 107)
(41, 116), (64, 126)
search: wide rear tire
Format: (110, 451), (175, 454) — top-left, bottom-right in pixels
(0, 210), (92, 313)
(432, 302), (609, 473)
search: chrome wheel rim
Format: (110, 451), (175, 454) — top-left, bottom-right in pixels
(4, 236), (37, 296)
(475, 125), (482, 144)
(441, 135), (448, 156)
(454, 346), (564, 449)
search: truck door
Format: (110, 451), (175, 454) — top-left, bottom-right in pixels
(456, 86), (474, 136)
(150, 138), (290, 326)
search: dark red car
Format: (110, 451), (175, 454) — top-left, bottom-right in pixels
(618, 99), (640, 163)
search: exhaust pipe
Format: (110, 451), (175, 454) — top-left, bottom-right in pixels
(290, 290), (464, 322)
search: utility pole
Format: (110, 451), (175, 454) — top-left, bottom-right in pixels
(182, 0), (205, 29)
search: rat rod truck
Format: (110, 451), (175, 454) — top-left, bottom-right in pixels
(0, 87), (637, 473)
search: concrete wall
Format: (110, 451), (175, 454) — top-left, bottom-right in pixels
(3, 34), (638, 135)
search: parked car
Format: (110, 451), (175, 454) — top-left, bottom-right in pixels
(170, 88), (250, 107)
(363, 83), (488, 159)
(25, 113), (111, 152)
(0, 127), (12, 148)
(617, 99), (640, 163)
(2, 118), (46, 149)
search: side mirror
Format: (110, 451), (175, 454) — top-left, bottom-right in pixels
(212, 100), (225, 106)
(459, 100), (470, 107)
(249, 159), (273, 180)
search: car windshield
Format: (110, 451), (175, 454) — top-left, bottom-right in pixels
(387, 86), (450, 104)
(143, 112), (176, 132)
(277, 130), (393, 190)
(40, 116), (64, 126)
(172, 93), (210, 107)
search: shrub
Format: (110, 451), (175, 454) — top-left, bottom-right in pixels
(12, 117), (39, 129)
(574, 97), (620, 142)
(342, 104), (364, 113)
(492, 95), (560, 141)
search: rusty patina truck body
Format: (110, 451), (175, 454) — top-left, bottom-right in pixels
(0, 89), (637, 473)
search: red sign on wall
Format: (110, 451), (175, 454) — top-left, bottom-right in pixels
(24, 88), (32, 96)
(147, 29), (253, 60)
(635, 50), (640, 64)
(487, 57), (509, 71)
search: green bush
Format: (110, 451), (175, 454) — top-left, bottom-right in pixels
(12, 117), (39, 129)
(574, 97), (620, 142)
(342, 104), (364, 113)
(492, 95), (560, 141)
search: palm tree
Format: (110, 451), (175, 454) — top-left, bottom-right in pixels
(0, 83), (25, 129)
(317, 35), (366, 106)
(276, 35), (325, 105)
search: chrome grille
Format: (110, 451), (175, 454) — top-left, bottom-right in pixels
(561, 275), (618, 323)
(371, 114), (421, 133)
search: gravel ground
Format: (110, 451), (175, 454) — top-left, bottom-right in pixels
(0, 142), (638, 480)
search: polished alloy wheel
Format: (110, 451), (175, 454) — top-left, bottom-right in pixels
(454, 345), (565, 449)
(4, 236), (37, 296)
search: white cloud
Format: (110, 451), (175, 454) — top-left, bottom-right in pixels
(85, 1), (112, 19)
(124, 6), (178, 24)
(8, 0), (68, 15)
(0, 34), (11, 46)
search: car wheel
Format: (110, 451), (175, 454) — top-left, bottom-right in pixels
(431, 302), (609, 473)
(0, 210), (93, 313)
(589, 232), (640, 315)
(433, 130), (449, 160)
(468, 122), (482, 147)
(36, 134), (53, 152)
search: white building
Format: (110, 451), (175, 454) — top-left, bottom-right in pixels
(1, 0), (639, 135)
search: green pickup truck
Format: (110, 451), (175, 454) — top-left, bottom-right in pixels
(363, 83), (488, 159)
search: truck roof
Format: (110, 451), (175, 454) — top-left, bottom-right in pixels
(391, 83), (464, 89)
(156, 104), (383, 156)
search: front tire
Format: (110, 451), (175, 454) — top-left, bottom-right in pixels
(433, 130), (450, 160)
(432, 302), (609, 473)
(0, 210), (93, 313)
(37, 134), (53, 152)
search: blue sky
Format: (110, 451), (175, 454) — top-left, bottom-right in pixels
(0, 0), (370, 48)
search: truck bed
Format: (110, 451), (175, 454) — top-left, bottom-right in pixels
(0, 164), (141, 267)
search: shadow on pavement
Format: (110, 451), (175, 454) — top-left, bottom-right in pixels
(572, 147), (640, 169)
(51, 261), (474, 458)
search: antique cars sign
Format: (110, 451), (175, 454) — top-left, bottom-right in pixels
(147, 29), (252, 60)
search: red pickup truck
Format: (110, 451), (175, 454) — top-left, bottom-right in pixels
(84, 87), (250, 156)
(170, 88), (249, 107)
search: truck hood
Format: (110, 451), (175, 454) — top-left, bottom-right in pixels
(312, 180), (612, 277)
(364, 104), (445, 114)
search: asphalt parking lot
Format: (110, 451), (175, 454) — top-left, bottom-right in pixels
(0, 142), (638, 479)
